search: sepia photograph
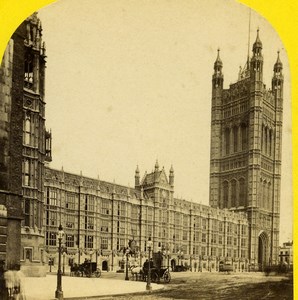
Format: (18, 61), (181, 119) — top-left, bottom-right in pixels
(0, 0), (293, 299)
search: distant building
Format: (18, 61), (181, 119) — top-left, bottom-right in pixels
(279, 241), (293, 267)
(209, 31), (283, 269)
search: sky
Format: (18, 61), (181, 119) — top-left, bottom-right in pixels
(37, 0), (292, 242)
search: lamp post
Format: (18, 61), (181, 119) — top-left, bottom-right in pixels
(125, 247), (130, 281)
(146, 237), (153, 291)
(62, 252), (66, 275)
(177, 249), (183, 267)
(55, 224), (64, 300)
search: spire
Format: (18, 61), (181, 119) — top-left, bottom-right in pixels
(246, 8), (251, 68)
(212, 48), (224, 89)
(252, 28), (262, 54)
(214, 48), (223, 73)
(274, 50), (283, 73)
(154, 160), (159, 172)
(169, 165), (174, 187)
(135, 165), (140, 187)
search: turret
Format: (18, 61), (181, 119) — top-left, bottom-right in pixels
(154, 160), (159, 183)
(272, 51), (283, 106)
(212, 49), (224, 90)
(135, 165), (140, 187)
(169, 165), (174, 187)
(250, 29), (263, 82)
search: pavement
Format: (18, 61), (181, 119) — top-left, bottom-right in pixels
(23, 273), (164, 300)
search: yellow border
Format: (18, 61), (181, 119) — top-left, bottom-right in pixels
(0, 0), (296, 297)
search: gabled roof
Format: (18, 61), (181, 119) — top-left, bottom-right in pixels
(141, 168), (169, 187)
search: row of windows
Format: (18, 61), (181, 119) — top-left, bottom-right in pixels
(224, 124), (248, 155)
(261, 125), (274, 157)
(222, 179), (246, 208)
(22, 198), (43, 229)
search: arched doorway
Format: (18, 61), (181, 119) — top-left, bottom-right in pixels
(258, 231), (268, 271)
(102, 260), (108, 271)
(171, 259), (176, 272)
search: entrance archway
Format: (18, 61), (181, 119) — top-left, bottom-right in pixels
(102, 260), (108, 271)
(171, 259), (176, 271)
(258, 231), (268, 271)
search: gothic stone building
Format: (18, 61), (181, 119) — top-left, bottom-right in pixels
(0, 13), (51, 275)
(209, 30), (283, 268)
(0, 14), (283, 275)
(44, 163), (249, 273)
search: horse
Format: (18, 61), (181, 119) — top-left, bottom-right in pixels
(129, 265), (143, 281)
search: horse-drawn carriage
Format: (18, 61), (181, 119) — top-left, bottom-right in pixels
(71, 261), (101, 278)
(129, 252), (171, 283)
(143, 266), (171, 283)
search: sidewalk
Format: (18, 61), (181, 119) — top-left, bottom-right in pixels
(23, 274), (163, 300)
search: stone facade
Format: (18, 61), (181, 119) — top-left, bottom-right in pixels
(0, 14), (284, 276)
(20, 13), (51, 277)
(209, 31), (283, 269)
(44, 164), (249, 273)
(0, 13), (51, 276)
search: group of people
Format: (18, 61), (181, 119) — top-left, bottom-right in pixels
(0, 263), (26, 300)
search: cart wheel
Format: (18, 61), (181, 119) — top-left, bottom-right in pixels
(151, 271), (159, 283)
(86, 271), (91, 278)
(74, 270), (81, 277)
(163, 271), (171, 283)
(95, 268), (101, 278)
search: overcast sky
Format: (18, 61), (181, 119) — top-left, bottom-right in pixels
(37, 0), (292, 242)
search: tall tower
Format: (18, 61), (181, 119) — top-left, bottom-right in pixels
(209, 31), (283, 269)
(21, 13), (51, 276)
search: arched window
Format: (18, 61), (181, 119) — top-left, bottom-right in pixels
(269, 129), (272, 157)
(231, 180), (237, 207)
(225, 128), (230, 155)
(267, 182), (271, 211)
(263, 180), (267, 209)
(233, 126), (238, 152)
(241, 123), (248, 151)
(259, 178), (263, 208)
(239, 178), (245, 206)
(25, 117), (31, 145)
(261, 124), (265, 153)
(24, 159), (30, 186)
(24, 52), (34, 89)
(223, 181), (229, 208)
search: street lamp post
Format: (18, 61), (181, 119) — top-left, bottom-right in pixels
(125, 248), (130, 281)
(146, 237), (153, 291)
(55, 224), (64, 300)
(62, 252), (66, 275)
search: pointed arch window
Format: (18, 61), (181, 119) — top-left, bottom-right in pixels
(233, 126), (238, 152)
(267, 182), (271, 211)
(24, 159), (30, 186)
(223, 181), (229, 208)
(24, 52), (34, 89)
(259, 178), (263, 208)
(261, 124), (265, 153)
(225, 128), (230, 155)
(241, 124), (248, 151)
(269, 129), (273, 156)
(231, 180), (237, 207)
(24, 117), (31, 145)
(239, 178), (245, 206)
(263, 180), (267, 209)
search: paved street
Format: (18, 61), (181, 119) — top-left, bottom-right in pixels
(24, 272), (163, 300)
(102, 272), (293, 300)
(23, 271), (292, 300)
